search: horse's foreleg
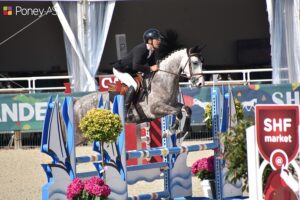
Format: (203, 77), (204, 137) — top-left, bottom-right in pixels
(150, 102), (182, 116)
(150, 102), (181, 132)
(150, 103), (192, 137)
(177, 105), (192, 139)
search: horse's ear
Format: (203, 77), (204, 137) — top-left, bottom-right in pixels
(189, 44), (206, 54)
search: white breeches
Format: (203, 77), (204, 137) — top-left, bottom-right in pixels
(113, 68), (137, 91)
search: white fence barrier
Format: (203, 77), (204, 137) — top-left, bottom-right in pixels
(0, 68), (272, 93)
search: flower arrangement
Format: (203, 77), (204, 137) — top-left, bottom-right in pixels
(79, 108), (122, 143)
(192, 156), (215, 181)
(67, 176), (111, 200)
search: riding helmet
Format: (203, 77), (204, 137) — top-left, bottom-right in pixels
(143, 28), (162, 43)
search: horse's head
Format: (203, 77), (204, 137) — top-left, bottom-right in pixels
(181, 45), (205, 87)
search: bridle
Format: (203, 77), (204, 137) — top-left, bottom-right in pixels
(158, 48), (204, 79)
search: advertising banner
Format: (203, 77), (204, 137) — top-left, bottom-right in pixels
(1, 83), (300, 132)
(0, 92), (87, 132)
(181, 83), (300, 124)
(255, 105), (300, 200)
(98, 75), (120, 92)
(255, 105), (299, 169)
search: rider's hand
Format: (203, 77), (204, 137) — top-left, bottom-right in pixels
(150, 65), (159, 72)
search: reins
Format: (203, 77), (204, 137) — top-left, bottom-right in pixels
(158, 68), (183, 77)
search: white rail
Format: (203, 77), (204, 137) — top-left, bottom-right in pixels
(0, 68), (272, 93)
(181, 68), (272, 86)
(0, 75), (71, 93)
(204, 68), (272, 85)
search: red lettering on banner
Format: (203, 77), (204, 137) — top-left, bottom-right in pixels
(98, 75), (120, 92)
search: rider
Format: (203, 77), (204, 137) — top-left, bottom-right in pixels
(112, 28), (162, 114)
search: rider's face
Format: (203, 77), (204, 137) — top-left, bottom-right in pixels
(151, 38), (161, 49)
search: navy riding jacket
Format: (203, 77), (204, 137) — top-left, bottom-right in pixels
(113, 43), (158, 75)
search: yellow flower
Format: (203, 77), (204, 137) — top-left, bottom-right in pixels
(79, 108), (122, 143)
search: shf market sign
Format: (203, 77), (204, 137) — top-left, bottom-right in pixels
(255, 105), (299, 170)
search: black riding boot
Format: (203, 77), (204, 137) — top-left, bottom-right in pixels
(124, 86), (136, 115)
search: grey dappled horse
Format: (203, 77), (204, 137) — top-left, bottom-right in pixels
(73, 46), (204, 145)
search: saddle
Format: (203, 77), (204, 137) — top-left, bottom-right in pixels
(108, 74), (146, 102)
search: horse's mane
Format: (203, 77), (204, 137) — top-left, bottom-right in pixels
(158, 48), (186, 63)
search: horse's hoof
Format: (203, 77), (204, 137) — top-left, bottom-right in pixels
(176, 112), (183, 120)
(177, 131), (189, 139)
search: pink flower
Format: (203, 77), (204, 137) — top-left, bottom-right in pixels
(84, 176), (110, 198)
(85, 176), (104, 186)
(96, 184), (111, 197)
(192, 156), (215, 180)
(191, 160), (199, 174)
(67, 176), (111, 199)
(67, 176), (111, 200)
(66, 178), (84, 200)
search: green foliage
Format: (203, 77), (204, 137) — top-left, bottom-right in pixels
(79, 108), (122, 143)
(204, 98), (244, 130)
(204, 103), (212, 130)
(234, 100), (244, 122)
(197, 169), (215, 181)
(222, 119), (253, 192)
(204, 98), (252, 192)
